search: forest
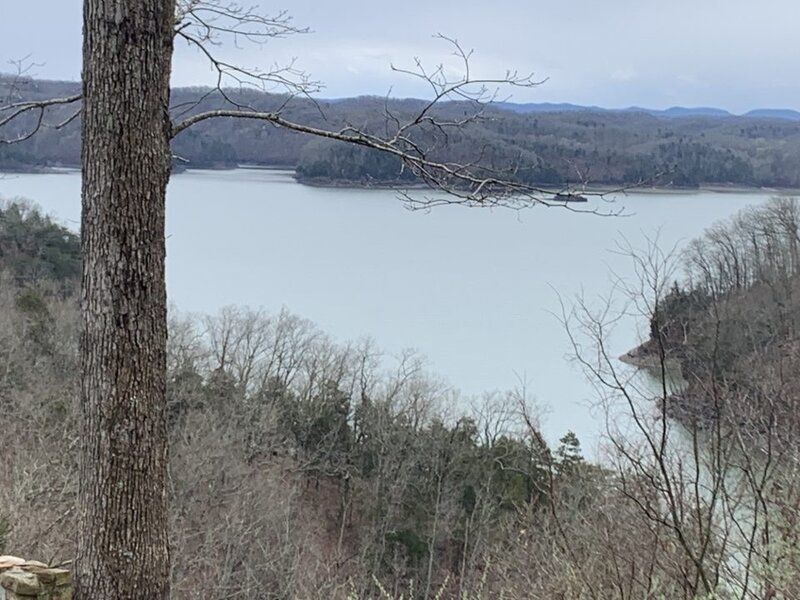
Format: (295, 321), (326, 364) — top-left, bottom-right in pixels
(4, 198), (800, 598)
(631, 197), (800, 440)
(4, 76), (800, 188)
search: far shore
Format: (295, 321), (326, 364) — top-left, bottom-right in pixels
(4, 164), (800, 196)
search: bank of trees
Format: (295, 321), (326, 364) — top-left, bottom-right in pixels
(0, 202), (595, 598)
(565, 210), (800, 600)
(5, 200), (800, 598)
(637, 198), (800, 434)
(0, 202), (80, 287)
(5, 76), (800, 188)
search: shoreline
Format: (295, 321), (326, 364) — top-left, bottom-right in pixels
(4, 165), (800, 196)
(618, 344), (682, 372)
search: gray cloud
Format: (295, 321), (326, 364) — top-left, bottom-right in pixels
(3, 0), (799, 111)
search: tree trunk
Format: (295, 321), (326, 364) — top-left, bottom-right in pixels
(78, 1), (175, 598)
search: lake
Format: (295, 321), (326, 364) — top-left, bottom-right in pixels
(0, 168), (778, 454)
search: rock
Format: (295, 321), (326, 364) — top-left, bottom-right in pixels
(0, 570), (41, 595)
(24, 568), (70, 587)
(0, 559), (72, 599)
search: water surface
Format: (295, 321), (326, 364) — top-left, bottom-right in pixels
(0, 168), (775, 453)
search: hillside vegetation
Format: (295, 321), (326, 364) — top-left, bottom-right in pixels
(4, 76), (800, 188)
(637, 197), (800, 442)
(4, 199), (800, 598)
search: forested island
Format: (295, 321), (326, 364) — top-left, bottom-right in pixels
(4, 75), (800, 189)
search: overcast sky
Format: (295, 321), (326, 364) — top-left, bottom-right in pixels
(2, 0), (799, 112)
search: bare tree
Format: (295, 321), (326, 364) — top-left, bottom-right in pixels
(0, 2), (611, 598)
(557, 228), (800, 599)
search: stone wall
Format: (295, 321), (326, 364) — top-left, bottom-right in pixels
(0, 557), (71, 600)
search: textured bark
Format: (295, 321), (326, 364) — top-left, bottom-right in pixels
(78, 1), (175, 598)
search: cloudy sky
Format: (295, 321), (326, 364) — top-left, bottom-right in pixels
(2, 0), (799, 112)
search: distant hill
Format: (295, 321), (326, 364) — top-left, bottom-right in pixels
(743, 108), (800, 121)
(4, 75), (800, 188)
(643, 106), (732, 118)
(497, 102), (800, 121)
(495, 102), (605, 114)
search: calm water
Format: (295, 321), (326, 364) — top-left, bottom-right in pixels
(0, 168), (776, 453)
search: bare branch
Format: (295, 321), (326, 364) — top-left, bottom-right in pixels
(169, 35), (627, 212)
(173, 0), (320, 118)
(3, 23), (624, 214)
(0, 94), (82, 144)
(172, 106), (615, 210)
